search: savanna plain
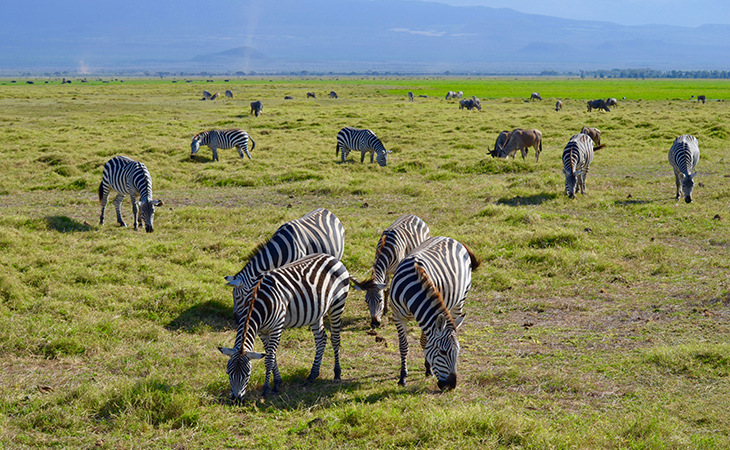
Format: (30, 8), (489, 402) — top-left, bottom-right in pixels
(1, 77), (729, 449)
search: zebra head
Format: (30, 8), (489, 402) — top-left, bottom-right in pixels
(351, 277), (388, 328)
(190, 135), (202, 158)
(682, 172), (697, 203)
(376, 150), (391, 167)
(563, 169), (579, 199)
(138, 199), (163, 232)
(425, 313), (462, 391)
(218, 346), (264, 402)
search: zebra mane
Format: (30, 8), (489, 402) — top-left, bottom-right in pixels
(242, 239), (271, 266)
(238, 278), (263, 355)
(413, 263), (457, 329)
(371, 234), (388, 277)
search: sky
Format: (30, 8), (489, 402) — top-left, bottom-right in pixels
(423, 0), (730, 27)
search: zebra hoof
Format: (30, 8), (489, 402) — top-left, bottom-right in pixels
(398, 379), (407, 387)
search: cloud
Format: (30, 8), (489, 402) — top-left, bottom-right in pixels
(389, 28), (447, 37)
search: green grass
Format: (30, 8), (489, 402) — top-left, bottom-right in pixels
(1, 77), (729, 449)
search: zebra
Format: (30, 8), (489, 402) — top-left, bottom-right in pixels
(218, 253), (349, 401)
(307, 92), (316, 99)
(250, 100), (263, 117)
(202, 90), (212, 100)
(389, 236), (479, 390)
(445, 91), (457, 100)
(531, 92), (542, 101)
(351, 214), (431, 328)
(225, 208), (345, 322)
(225, 90), (233, 99)
(210, 92), (220, 100)
(329, 91), (338, 99)
(408, 92), (414, 102)
(98, 155), (163, 233)
(190, 129), (255, 161)
(562, 133), (599, 198)
(336, 127), (391, 167)
(555, 100), (563, 111)
(668, 134), (700, 203)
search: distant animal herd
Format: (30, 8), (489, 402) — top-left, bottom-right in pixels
(95, 86), (706, 401)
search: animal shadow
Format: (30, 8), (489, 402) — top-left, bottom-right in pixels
(45, 216), (94, 233)
(497, 193), (557, 206)
(166, 300), (235, 333)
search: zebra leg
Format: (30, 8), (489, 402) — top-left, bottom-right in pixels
(211, 145), (219, 162)
(307, 320), (328, 382)
(420, 331), (432, 377)
(361, 150), (367, 163)
(260, 333), (282, 396)
(113, 194), (127, 227)
(393, 317), (410, 386)
(130, 195), (141, 231)
(328, 310), (344, 381)
(239, 145), (252, 160)
(580, 168), (589, 195)
(674, 170), (682, 200)
(99, 182), (110, 225)
(369, 150), (375, 164)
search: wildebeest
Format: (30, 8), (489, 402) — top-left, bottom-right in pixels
(329, 91), (338, 99)
(530, 92), (542, 101)
(697, 95), (706, 104)
(408, 92), (414, 102)
(459, 98), (481, 110)
(555, 100), (563, 111)
(606, 98), (618, 108)
(587, 99), (610, 112)
(488, 130), (513, 157)
(284, 95), (293, 100)
(225, 90), (233, 99)
(307, 92), (316, 99)
(250, 100), (263, 117)
(456, 91), (463, 99)
(202, 90), (212, 100)
(210, 92), (220, 101)
(581, 127), (602, 147)
(491, 129), (543, 162)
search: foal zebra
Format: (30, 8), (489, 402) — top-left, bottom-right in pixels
(225, 208), (345, 322)
(562, 133), (599, 198)
(389, 236), (480, 390)
(336, 127), (391, 166)
(668, 134), (700, 203)
(352, 214), (431, 328)
(190, 129), (255, 161)
(219, 253), (349, 401)
(98, 156), (163, 232)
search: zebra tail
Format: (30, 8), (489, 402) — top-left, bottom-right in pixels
(250, 137), (256, 152)
(463, 243), (481, 271)
(335, 144), (340, 156)
(97, 181), (104, 204)
(594, 144), (606, 151)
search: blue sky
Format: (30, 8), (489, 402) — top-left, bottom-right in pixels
(424, 0), (730, 27)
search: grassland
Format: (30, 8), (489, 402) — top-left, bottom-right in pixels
(1, 77), (729, 449)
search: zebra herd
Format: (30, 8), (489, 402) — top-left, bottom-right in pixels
(217, 208), (478, 401)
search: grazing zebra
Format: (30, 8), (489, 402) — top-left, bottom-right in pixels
(307, 92), (316, 99)
(336, 127), (391, 167)
(555, 100), (563, 111)
(225, 90), (233, 99)
(389, 236), (480, 390)
(606, 97), (618, 107)
(445, 91), (456, 100)
(191, 129), (255, 161)
(351, 214), (431, 328)
(530, 92), (542, 101)
(329, 91), (338, 99)
(219, 253), (349, 401)
(202, 90), (212, 100)
(668, 134), (700, 203)
(456, 91), (463, 99)
(250, 100), (263, 117)
(98, 156), (163, 232)
(562, 133), (597, 198)
(459, 98), (481, 110)
(225, 208), (345, 321)
(408, 92), (414, 102)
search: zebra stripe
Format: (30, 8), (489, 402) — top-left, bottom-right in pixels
(98, 155), (163, 233)
(562, 133), (595, 198)
(668, 134), (700, 203)
(336, 127), (391, 167)
(225, 208), (345, 323)
(219, 253), (350, 401)
(389, 236), (480, 390)
(352, 214), (430, 328)
(190, 129), (255, 161)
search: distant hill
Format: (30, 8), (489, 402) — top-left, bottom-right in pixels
(1, 0), (729, 73)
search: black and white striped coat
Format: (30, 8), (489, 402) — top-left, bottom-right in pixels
(98, 156), (163, 232)
(336, 127), (391, 166)
(389, 236), (480, 390)
(352, 214), (430, 328)
(562, 133), (596, 198)
(225, 208), (345, 322)
(668, 134), (700, 203)
(219, 253), (350, 401)
(190, 129), (255, 161)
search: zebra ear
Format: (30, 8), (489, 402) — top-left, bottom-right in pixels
(374, 283), (387, 290)
(688, 172), (698, 180)
(153, 200), (164, 207)
(350, 277), (364, 290)
(218, 347), (237, 356)
(435, 314), (447, 332)
(387, 150), (392, 154)
(246, 351), (265, 360)
(225, 276), (242, 287)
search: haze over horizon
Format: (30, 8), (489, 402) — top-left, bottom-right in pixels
(1, 0), (729, 74)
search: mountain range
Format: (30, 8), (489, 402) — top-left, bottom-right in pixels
(1, 0), (728, 73)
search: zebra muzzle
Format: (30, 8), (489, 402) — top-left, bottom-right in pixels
(437, 373), (457, 391)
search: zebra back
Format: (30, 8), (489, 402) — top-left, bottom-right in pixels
(336, 127), (390, 166)
(562, 133), (595, 198)
(226, 208), (345, 321)
(98, 155), (161, 232)
(668, 134), (700, 203)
